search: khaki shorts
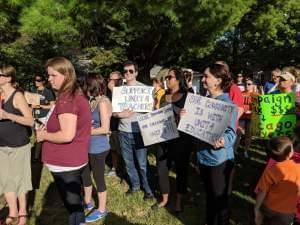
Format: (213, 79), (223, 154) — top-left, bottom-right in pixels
(0, 143), (32, 196)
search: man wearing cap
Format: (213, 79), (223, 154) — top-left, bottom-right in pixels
(270, 71), (296, 94)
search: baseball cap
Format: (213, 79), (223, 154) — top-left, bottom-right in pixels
(278, 71), (296, 82)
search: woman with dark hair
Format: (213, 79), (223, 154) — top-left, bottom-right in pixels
(36, 57), (91, 225)
(81, 74), (112, 222)
(31, 74), (55, 123)
(152, 68), (193, 213)
(0, 65), (34, 225)
(182, 63), (237, 225)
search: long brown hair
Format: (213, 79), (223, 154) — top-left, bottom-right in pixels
(45, 57), (79, 96)
(83, 73), (107, 97)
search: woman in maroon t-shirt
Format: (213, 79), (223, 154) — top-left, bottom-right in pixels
(36, 57), (91, 225)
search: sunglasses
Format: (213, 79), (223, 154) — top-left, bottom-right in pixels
(35, 79), (43, 82)
(279, 77), (287, 82)
(0, 73), (9, 78)
(165, 75), (176, 81)
(124, 69), (134, 74)
(246, 83), (253, 86)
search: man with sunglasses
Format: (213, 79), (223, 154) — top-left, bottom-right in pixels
(113, 61), (154, 200)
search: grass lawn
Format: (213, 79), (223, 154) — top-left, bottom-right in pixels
(1, 140), (267, 225)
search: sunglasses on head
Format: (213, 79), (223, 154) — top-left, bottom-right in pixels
(124, 69), (134, 74)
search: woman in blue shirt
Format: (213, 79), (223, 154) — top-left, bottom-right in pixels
(81, 74), (112, 223)
(182, 63), (237, 225)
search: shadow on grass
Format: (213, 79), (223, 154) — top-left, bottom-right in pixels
(147, 148), (204, 225)
(104, 212), (145, 225)
(0, 195), (8, 222)
(35, 182), (68, 225)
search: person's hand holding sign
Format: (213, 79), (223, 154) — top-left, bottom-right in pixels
(179, 108), (187, 118)
(213, 137), (225, 149)
(115, 109), (135, 118)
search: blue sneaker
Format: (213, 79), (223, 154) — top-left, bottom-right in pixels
(85, 210), (108, 223)
(84, 202), (94, 211)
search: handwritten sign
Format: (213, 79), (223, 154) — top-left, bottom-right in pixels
(24, 92), (40, 105)
(137, 105), (179, 146)
(112, 86), (154, 112)
(251, 93), (296, 138)
(178, 93), (235, 145)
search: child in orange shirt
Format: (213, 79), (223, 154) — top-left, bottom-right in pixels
(255, 136), (300, 225)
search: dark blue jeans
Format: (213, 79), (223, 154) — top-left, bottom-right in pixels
(119, 131), (152, 194)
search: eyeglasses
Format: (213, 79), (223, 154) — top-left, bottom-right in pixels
(109, 78), (121, 81)
(165, 75), (176, 81)
(124, 69), (134, 74)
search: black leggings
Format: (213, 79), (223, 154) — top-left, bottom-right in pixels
(82, 151), (109, 192)
(51, 169), (85, 225)
(199, 160), (234, 225)
(168, 138), (192, 194)
(155, 144), (169, 194)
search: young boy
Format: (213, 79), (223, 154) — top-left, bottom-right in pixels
(255, 136), (300, 225)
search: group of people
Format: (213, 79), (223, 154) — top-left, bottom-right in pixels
(0, 57), (299, 225)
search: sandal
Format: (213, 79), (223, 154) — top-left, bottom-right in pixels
(3, 216), (18, 225)
(17, 215), (28, 225)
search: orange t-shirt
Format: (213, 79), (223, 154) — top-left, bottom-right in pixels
(257, 160), (300, 214)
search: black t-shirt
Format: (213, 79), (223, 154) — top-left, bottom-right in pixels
(33, 88), (55, 118)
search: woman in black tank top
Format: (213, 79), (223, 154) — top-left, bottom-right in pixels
(152, 68), (194, 213)
(0, 65), (34, 225)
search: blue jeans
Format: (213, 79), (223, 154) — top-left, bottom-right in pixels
(119, 131), (152, 194)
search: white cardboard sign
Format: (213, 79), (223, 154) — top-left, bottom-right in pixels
(137, 104), (179, 146)
(178, 93), (235, 145)
(24, 91), (40, 105)
(112, 86), (154, 112)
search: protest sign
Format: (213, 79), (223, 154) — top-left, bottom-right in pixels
(112, 86), (154, 112)
(251, 93), (296, 138)
(137, 104), (179, 146)
(24, 91), (40, 105)
(178, 93), (236, 145)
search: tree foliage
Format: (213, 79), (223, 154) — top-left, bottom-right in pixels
(0, 0), (298, 83)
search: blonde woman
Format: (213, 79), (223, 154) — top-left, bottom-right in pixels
(36, 57), (91, 225)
